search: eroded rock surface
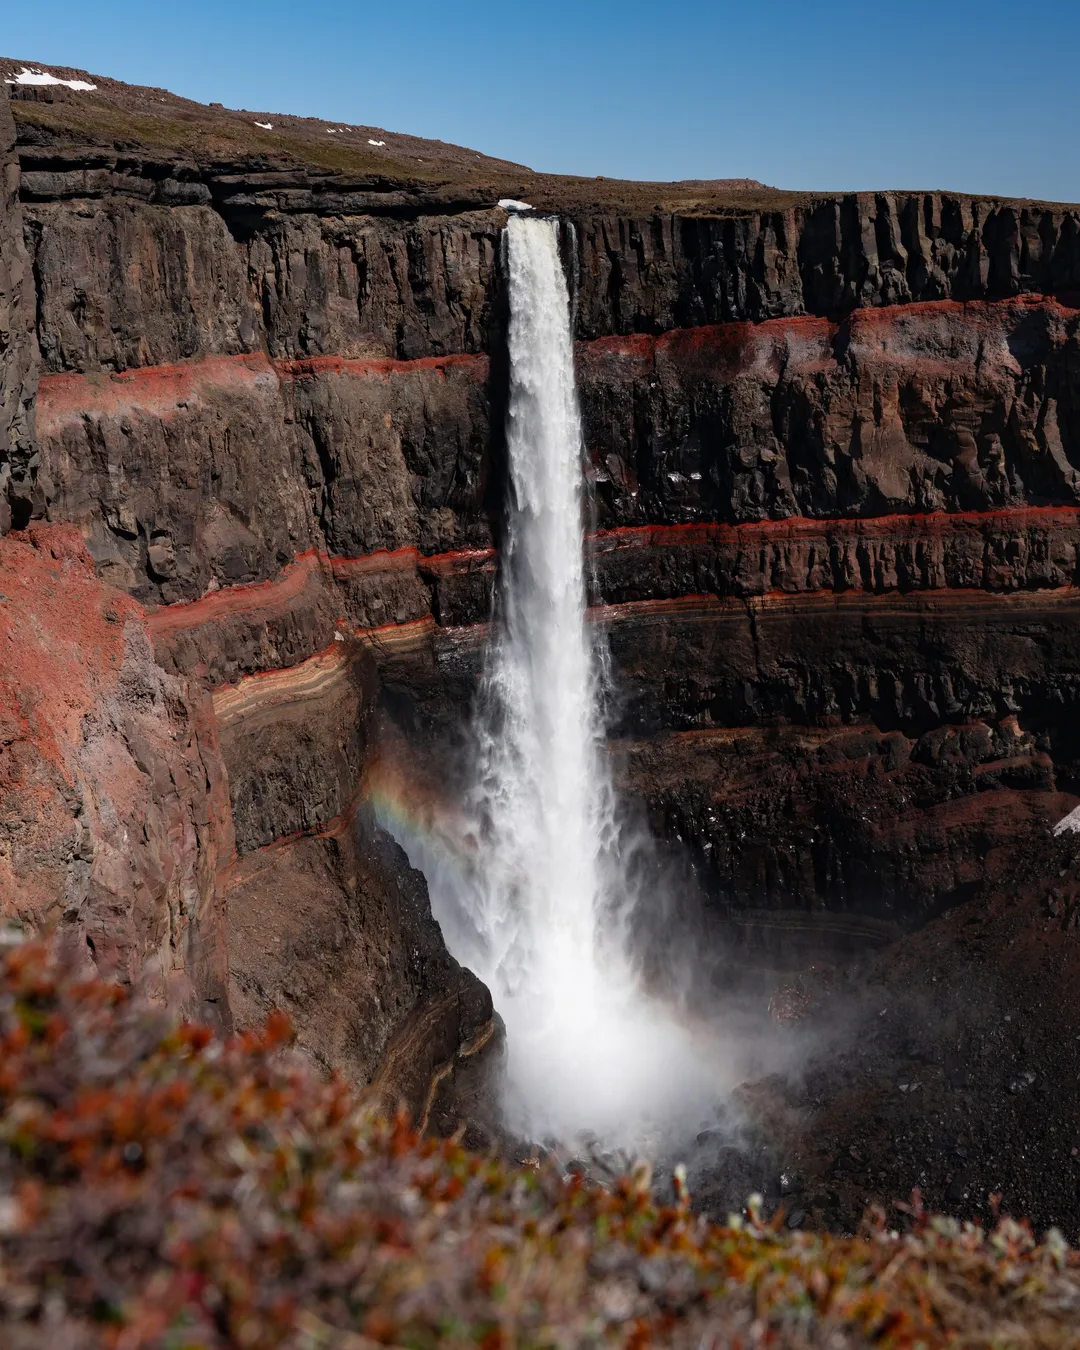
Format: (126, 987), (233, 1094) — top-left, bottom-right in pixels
(4, 59), (1080, 1196)
(0, 86), (37, 533)
(0, 524), (230, 1018)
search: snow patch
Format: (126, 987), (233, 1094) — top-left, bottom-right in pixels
(498, 199), (535, 213)
(368, 139), (386, 147)
(1053, 805), (1080, 836)
(5, 66), (96, 91)
(254, 121), (272, 130)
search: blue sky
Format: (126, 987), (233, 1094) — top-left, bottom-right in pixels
(6, 1), (1079, 200)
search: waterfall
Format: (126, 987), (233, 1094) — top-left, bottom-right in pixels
(379, 215), (720, 1148)
(470, 215), (621, 1121)
(458, 215), (715, 1146)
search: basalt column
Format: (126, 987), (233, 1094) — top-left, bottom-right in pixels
(0, 83), (37, 533)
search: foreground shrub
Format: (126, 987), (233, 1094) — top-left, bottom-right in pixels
(0, 939), (1078, 1348)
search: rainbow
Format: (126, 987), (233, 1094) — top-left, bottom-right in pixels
(363, 754), (491, 967)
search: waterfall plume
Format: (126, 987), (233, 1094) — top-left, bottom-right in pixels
(379, 215), (723, 1149)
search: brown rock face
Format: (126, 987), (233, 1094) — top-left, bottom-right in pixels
(0, 524), (230, 1018)
(578, 298), (1080, 526)
(225, 812), (493, 1097)
(0, 87), (37, 533)
(36, 353), (494, 605)
(0, 72), (502, 1113)
(572, 197), (1080, 336)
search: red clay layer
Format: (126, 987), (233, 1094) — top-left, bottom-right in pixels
(146, 550), (326, 638)
(36, 293), (1080, 421)
(588, 586), (1080, 628)
(35, 351), (491, 426)
(589, 506), (1080, 553)
(275, 353), (489, 382)
(36, 354), (279, 426)
(330, 546), (496, 582)
(576, 294), (1080, 372)
(144, 505), (1080, 638)
(217, 780), (369, 882)
(145, 547), (499, 640)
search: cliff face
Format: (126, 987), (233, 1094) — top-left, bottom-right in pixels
(0, 74), (497, 1113)
(18, 72), (1080, 932)
(0, 88), (37, 532)
(5, 62), (1080, 1165)
(0, 522), (230, 1016)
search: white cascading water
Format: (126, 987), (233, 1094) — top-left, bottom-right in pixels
(442, 215), (718, 1147)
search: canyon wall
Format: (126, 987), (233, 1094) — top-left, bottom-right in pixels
(0, 80), (495, 1112)
(6, 64), (1080, 1098)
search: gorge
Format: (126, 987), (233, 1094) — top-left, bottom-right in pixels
(3, 59), (1080, 1235)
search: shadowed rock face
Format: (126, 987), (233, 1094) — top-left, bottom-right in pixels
(35, 354), (495, 605)
(0, 88), (37, 532)
(19, 161), (1080, 373)
(4, 61), (1080, 1182)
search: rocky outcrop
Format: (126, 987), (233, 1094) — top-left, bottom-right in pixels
(0, 524), (230, 1017)
(35, 292), (1080, 933)
(573, 198), (1080, 337)
(19, 148), (1080, 376)
(36, 353), (494, 604)
(225, 807), (493, 1096)
(8, 57), (1080, 1247)
(0, 86), (37, 533)
(1, 81), (504, 1108)
(31, 294), (1080, 622)
(0, 518), (494, 1119)
(579, 298), (1080, 526)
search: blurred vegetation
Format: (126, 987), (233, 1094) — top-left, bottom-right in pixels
(0, 936), (1078, 1348)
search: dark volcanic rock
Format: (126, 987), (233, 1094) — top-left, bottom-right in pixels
(33, 296), (1080, 607)
(214, 640), (378, 855)
(24, 198), (504, 371)
(742, 840), (1080, 1241)
(226, 812), (495, 1110)
(578, 298), (1080, 527)
(36, 353), (494, 604)
(20, 155), (1080, 376)
(573, 197), (1080, 338)
(0, 85), (38, 533)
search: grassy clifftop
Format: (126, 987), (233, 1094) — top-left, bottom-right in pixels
(0, 936), (1078, 1348)
(1, 57), (818, 214)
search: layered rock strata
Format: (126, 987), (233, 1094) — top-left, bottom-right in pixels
(6, 63), (1080, 1153)
(29, 291), (1080, 939)
(0, 523), (230, 1017)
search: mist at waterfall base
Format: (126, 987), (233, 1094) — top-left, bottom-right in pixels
(375, 216), (766, 1153)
